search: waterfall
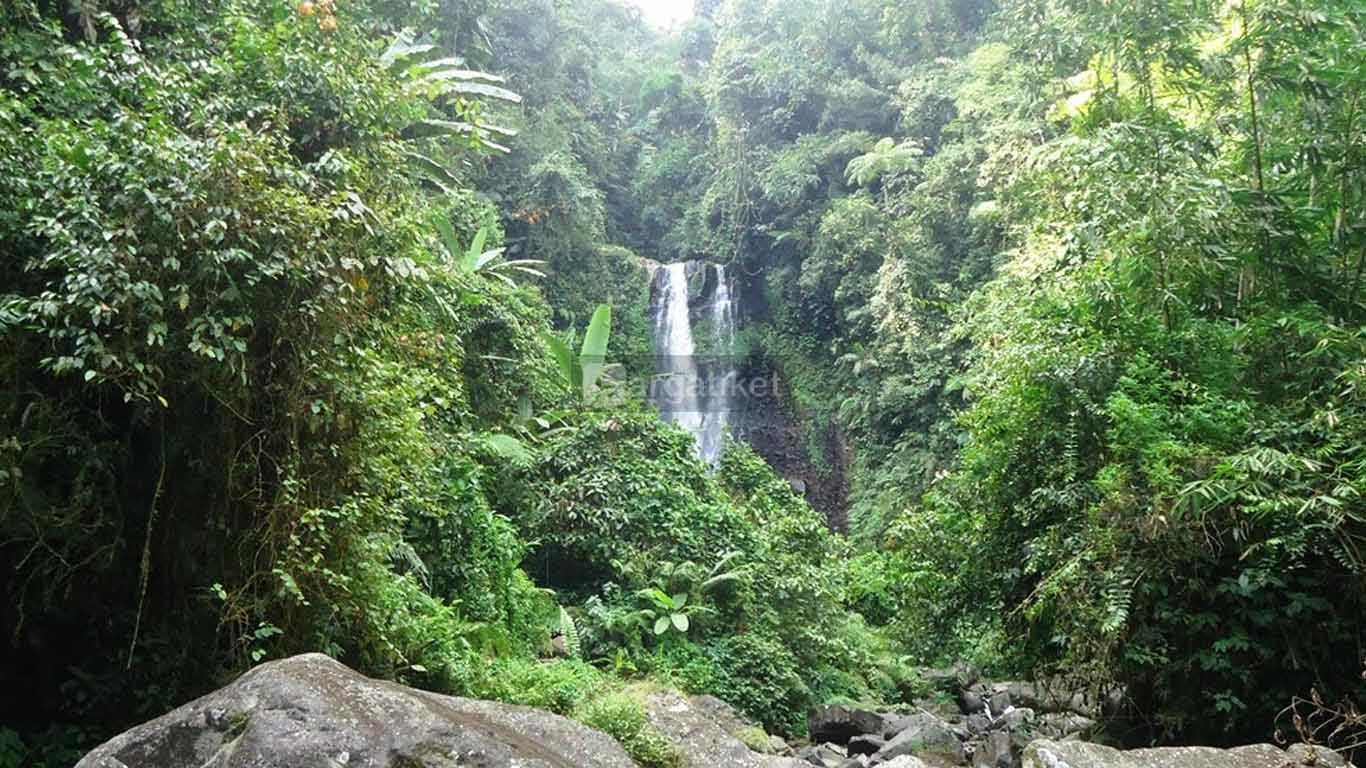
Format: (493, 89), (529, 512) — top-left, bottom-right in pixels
(652, 263), (705, 448)
(697, 265), (737, 464)
(650, 262), (739, 465)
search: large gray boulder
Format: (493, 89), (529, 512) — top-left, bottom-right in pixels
(1033, 713), (1097, 741)
(645, 690), (806, 768)
(876, 713), (966, 765)
(960, 686), (989, 716)
(972, 731), (1014, 768)
(76, 653), (636, 768)
(849, 734), (887, 756)
(685, 693), (759, 736)
(1022, 739), (1290, 768)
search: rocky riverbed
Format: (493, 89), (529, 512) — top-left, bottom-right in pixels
(75, 655), (1353, 768)
(779, 669), (1349, 768)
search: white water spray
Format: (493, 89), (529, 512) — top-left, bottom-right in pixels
(697, 265), (737, 464)
(652, 263), (704, 446)
(650, 262), (739, 465)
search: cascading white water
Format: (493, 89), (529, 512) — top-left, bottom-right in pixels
(651, 262), (739, 465)
(652, 263), (705, 447)
(697, 265), (737, 464)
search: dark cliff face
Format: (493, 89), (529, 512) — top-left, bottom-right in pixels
(723, 270), (851, 531)
(731, 365), (851, 531)
(646, 259), (711, 325)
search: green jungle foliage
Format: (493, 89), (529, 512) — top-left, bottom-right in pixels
(644, 0), (1366, 747)
(2, 0), (1365, 761)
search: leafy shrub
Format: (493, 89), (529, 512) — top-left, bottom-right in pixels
(0, 725), (91, 768)
(706, 634), (811, 736)
(733, 725), (772, 753)
(0, 730), (21, 768)
(467, 659), (606, 716)
(842, 551), (899, 626)
(575, 692), (683, 768)
(522, 410), (745, 591)
(466, 660), (681, 767)
(650, 640), (721, 693)
(523, 428), (895, 734)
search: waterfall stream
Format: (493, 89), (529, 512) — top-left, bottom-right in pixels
(697, 265), (737, 463)
(650, 262), (739, 465)
(652, 263), (705, 447)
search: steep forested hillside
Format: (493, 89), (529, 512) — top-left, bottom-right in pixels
(2, 0), (1365, 764)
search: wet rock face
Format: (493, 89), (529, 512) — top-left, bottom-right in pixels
(76, 654), (637, 768)
(733, 361), (852, 530)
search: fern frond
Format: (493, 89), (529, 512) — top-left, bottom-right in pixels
(481, 433), (534, 467)
(559, 606), (581, 659)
